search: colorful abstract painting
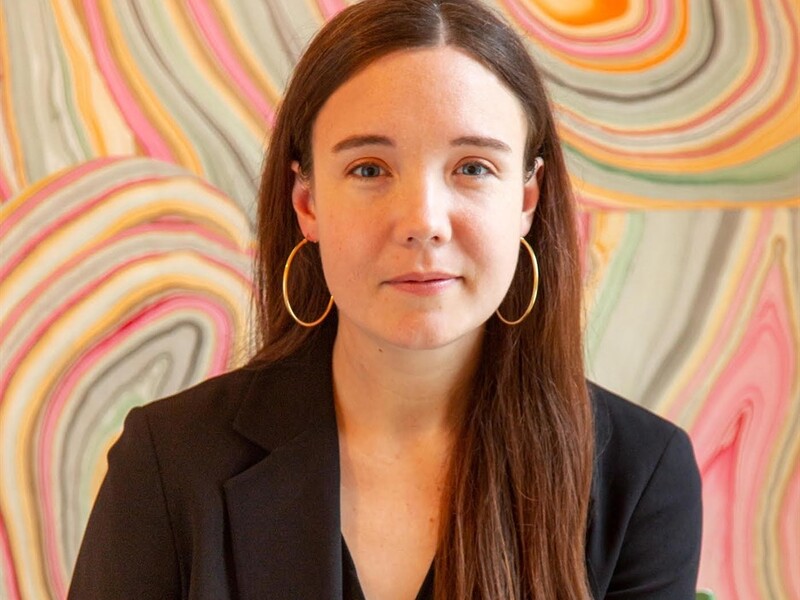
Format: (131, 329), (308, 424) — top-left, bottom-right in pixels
(0, 1), (797, 598)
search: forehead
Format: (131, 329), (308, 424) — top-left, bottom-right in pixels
(312, 46), (528, 152)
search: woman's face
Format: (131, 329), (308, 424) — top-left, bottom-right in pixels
(292, 46), (539, 351)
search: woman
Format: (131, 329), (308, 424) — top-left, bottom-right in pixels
(68, 1), (702, 598)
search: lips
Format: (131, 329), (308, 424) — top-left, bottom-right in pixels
(387, 271), (458, 283)
(384, 272), (460, 296)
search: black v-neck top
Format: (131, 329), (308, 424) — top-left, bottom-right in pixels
(342, 536), (435, 600)
(68, 338), (703, 600)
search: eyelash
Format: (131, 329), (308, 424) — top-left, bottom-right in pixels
(456, 161), (494, 178)
(348, 162), (387, 179)
(347, 160), (496, 179)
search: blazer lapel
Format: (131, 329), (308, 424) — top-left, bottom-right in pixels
(223, 329), (343, 599)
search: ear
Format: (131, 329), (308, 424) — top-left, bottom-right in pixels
(520, 157), (543, 236)
(291, 161), (319, 241)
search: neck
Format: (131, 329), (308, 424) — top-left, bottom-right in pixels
(332, 321), (482, 444)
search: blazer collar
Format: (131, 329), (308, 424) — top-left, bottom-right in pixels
(222, 334), (605, 598)
(224, 327), (343, 599)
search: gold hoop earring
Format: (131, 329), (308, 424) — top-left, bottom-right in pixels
(495, 237), (539, 326)
(282, 238), (334, 328)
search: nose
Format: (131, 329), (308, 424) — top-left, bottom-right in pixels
(392, 176), (452, 247)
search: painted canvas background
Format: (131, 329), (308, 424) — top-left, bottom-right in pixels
(0, 1), (798, 598)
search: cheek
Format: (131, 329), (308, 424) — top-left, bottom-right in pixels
(463, 207), (521, 267)
(319, 237), (352, 289)
(317, 218), (375, 295)
(491, 236), (523, 288)
(471, 230), (523, 307)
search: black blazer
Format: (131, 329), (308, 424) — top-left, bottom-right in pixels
(68, 335), (702, 599)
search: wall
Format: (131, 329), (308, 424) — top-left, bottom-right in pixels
(0, 1), (797, 598)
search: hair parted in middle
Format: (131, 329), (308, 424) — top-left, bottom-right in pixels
(251, 1), (594, 598)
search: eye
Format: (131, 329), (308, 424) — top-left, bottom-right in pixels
(348, 162), (386, 178)
(456, 161), (493, 178)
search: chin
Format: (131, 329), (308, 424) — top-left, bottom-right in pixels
(379, 319), (484, 353)
(337, 309), (487, 353)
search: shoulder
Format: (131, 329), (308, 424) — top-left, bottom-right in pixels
(70, 367), (268, 597)
(132, 366), (259, 438)
(585, 381), (702, 599)
(587, 379), (699, 509)
(589, 380), (692, 471)
(116, 366), (270, 494)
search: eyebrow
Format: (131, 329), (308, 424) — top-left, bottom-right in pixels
(331, 134), (512, 154)
(332, 135), (394, 153)
(451, 136), (512, 153)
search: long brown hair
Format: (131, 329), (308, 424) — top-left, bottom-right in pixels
(250, 1), (593, 597)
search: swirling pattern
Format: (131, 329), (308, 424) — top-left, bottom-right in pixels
(502, 0), (800, 207)
(0, 158), (252, 599)
(582, 207), (799, 599)
(0, 1), (797, 598)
